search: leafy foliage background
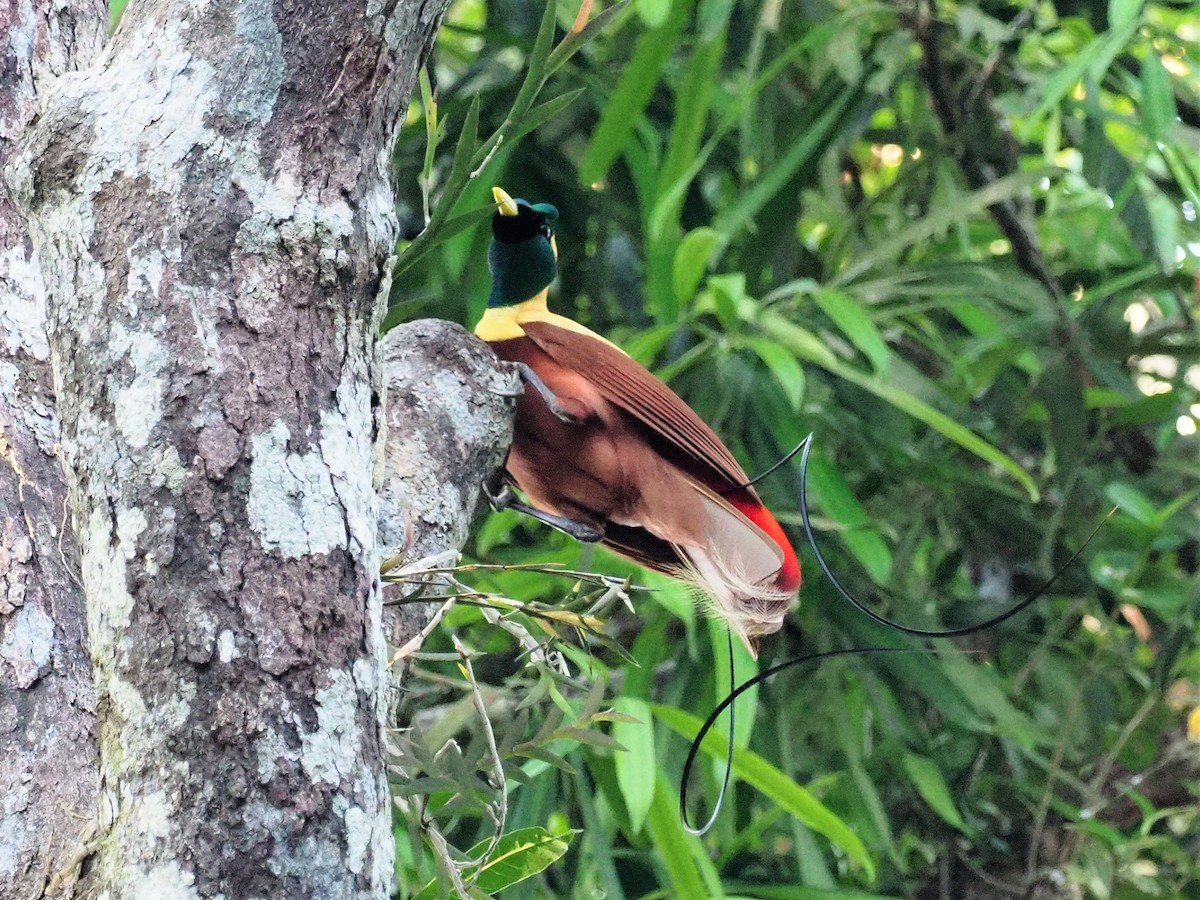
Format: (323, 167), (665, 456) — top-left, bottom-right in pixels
(384, 0), (1200, 896)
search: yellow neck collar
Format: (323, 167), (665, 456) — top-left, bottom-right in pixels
(472, 290), (626, 354)
(473, 291), (550, 342)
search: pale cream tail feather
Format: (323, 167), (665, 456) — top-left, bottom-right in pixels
(674, 482), (795, 651)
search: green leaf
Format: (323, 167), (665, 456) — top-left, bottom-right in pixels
(644, 775), (709, 897)
(707, 273), (747, 332)
(1146, 192), (1180, 271)
(709, 615), (757, 751)
(1089, 549), (1138, 592)
(393, 203), (492, 279)
(804, 455), (892, 583)
(645, 33), (726, 318)
(1141, 51), (1177, 142)
(413, 827), (575, 898)
(654, 704), (876, 880)
(936, 652), (1043, 749)
(1121, 577), (1190, 615)
(1109, 391), (1177, 427)
(418, 68), (440, 217)
(636, 0), (670, 27)
(513, 743), (577, 774)
(612, 697), (656, 834)
(546, 0), (633, 77)
(109, 0), (129, 29)
(1104, 482), (1157, 524)
(1024, 20), (1138, 130)
(673, 227), (720, 305)
(712, 88), (854, 248)
(837, 170), (1056, 284)
(392, 93), (482, 277)
(1151, 491), (1198, 529)
(579, 0), (693, 186)
(813, 289), (889, 375)
(554, 726), (627, 751)
(748, 339), (805, 413)
(657, 34), (724, 216)
(504, 88), (586, 147)
(833, 611), (981, 731)
(755, 310), (1040, 501)
(1038, 358), (1087, 478)
(501, 0), (559, 128)
(465, 827), (575, 893)
(1108, 0), (1144, 28)
(900, 753), (974, 835)
(441, 95), (482, 212)
(724, 886), (901, 900)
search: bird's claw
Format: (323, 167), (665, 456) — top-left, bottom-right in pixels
(551, 407), (579, 425)
(481, 474), (604, 543)
(511, 362), (578, 424)
(561, 520), (604, 542)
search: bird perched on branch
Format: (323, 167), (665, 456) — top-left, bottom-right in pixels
(475, 187), (800, 655)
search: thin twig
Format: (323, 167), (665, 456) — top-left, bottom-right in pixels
(422, 800), (472, 900)
(1024, 685), (1084, 879)
(1085, 691), (1159, 802)
(389, 598), (457, 666)
(469, 134), (503, 180)
(911, 0), (1083, 371)
(955, 847), (1028, 896)
(479, 604), (570, 676)
(453, 636), (508, 891)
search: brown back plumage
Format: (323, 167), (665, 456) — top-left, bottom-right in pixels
(520, 321), (755, 496)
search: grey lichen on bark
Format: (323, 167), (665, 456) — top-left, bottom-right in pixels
(4, 0), (454, 896)
(376, 319), (516, 650)
(0, 0), (107, 895)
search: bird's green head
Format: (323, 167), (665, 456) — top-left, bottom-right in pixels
(487, 186), (559, 308)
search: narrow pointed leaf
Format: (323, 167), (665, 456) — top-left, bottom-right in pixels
(613, 697), (655, 833)
(900, 753), (974, 835)
(654, 704), (875, 880)
(813, 289), (889, 375)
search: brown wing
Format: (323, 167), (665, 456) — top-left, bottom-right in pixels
(520, 320), (753, 493)
(602, 523), (685, 576)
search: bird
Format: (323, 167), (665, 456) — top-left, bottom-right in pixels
(474, 186), (801, 656)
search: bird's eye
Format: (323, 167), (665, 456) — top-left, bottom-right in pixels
(539, 224), (553, 240)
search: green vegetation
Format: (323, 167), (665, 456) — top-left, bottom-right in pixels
(388, 0), (1200, 896)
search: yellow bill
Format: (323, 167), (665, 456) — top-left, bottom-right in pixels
(492, 186), (519, 217)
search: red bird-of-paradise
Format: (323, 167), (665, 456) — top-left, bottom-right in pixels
(474, 186), (800, 656)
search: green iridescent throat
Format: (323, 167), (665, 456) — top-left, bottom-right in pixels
(487, 201), (559, 308)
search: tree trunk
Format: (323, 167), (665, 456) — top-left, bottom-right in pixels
(376, 319), (515, 652)
(1, 2), (106, 896)
(3, 1), (457, 896)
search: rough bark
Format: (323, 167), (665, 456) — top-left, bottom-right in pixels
(0, 1), (106, 895)
(376, 319), (516, 649)
(4, 0), (451, 896)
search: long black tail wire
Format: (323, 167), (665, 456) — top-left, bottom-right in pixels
(681, 434), (1115, 834)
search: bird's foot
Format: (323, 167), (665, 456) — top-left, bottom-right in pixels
(511, 362), (579, 424)
(483, 474), (604, 543)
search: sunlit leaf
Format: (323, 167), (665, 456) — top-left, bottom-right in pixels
(579, 0), (692, 185)
(1141, 51), (1178, 142)
(412, 827), (575, 898)
(1108, 0), (1145, 28)
(674, 227), (720, 305)
(748, 338), (806, 412)
(613, 697), (655, 833)
(813, 289), (889, 375)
